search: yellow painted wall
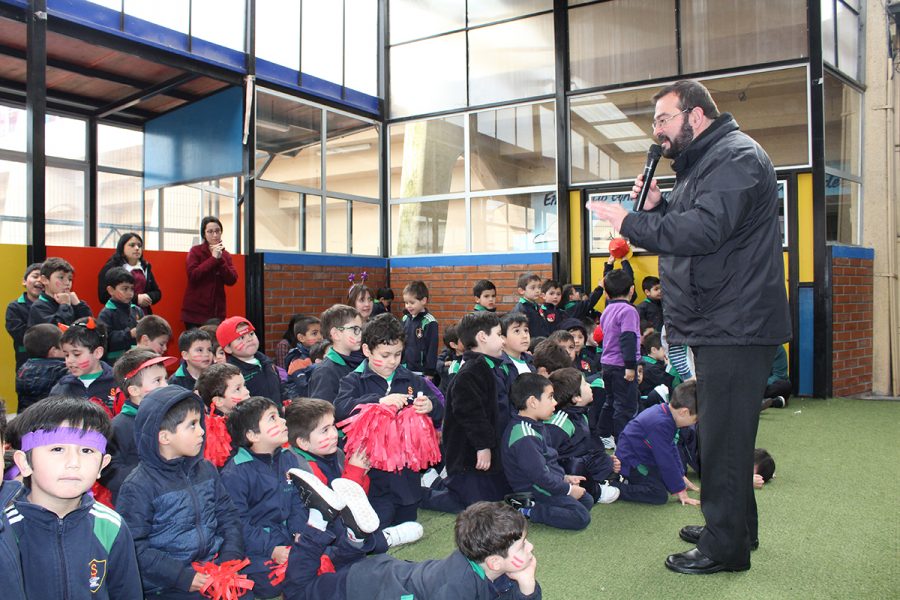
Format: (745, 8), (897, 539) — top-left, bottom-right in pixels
(569, 191), (583, 285)
(0, 244), (28, 412)
(797, 173), (814, 283)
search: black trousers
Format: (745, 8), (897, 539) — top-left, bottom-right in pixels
(693, 345), (777, 568)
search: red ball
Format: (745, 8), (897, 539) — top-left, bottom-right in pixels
(609, 238), (630, 259)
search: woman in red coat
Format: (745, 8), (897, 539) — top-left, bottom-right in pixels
(180, 216), (238, 328)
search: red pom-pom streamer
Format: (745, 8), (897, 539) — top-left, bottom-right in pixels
(337, 403), (441, 472)
(264, 551), (334, 587)
(91, 482), (114, 509)
(608, 237), (630, 259)
(204, 406), (233, 468)
(191, 559), (254, 600)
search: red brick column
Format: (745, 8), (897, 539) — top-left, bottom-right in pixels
(831, 254), (873, 397)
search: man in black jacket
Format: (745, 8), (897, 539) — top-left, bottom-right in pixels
(590, 80), (790, 574)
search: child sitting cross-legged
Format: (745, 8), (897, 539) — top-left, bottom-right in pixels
(116, 386), (244, 599)
(220, 397), (305, 599)
(545, 368), (620, 504)
(169, 328), (214, 390)
(502, 373), (594, 531)
(333, 313), (442, 549)
(50, 318), (120, 416)
(9, 395), (142, 598)
(282, 472), (541, 600)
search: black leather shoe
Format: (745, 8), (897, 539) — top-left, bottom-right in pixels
(665, 548), (750, 574)
(678, 525), (759, 550)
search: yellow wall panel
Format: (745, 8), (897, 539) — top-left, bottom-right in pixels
(797, 173), (814, 283)
(0, 244), (29, 413)
(569, 191), (582, 285)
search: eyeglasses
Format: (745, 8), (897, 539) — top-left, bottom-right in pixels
(651, 108), (690, 130)
(336, 325), (362, 336)
(205, 228), (222, 235)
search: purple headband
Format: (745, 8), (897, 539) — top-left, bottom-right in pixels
(3, 465), (20, 481)
(20, 427), (108, 454)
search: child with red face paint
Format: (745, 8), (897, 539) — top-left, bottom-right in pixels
(219, 316), (286, 402)
(307, 305), (365, 403)
(49, 318), (120, 416)
(194, 363), (251, 417)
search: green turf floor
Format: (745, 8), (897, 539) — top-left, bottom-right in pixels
(390, 397), (900, 599)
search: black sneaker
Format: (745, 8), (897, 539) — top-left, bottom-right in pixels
(288, 468), (345, 522)
(771, 395), (787, 408)
(331, 478), (380, 539)
(504, 492), (535, 511)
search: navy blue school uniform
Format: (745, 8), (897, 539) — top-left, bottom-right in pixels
(0, 480), (26, 600)
(308, 348), (364, 403)
(615, 403), (687, 505)
(5, 293), (33, 369)
(371, 300), (390, 317)
(543, 406), (615, 498)
(637, 297), (664, 332)
(220, 447), (306, 598)
(116, 386), (244, 599)
(472, 303), (497, 313)
(97, 299), (143, 364)
(15, 357), (68, 412)
(228, 351), (284, 401)
(100, 400), (139, 504)
(402, 309), (439, 378)
(333, 361), (442, 527)
(27, 292), (92, 327)
(50, 361), (119, 414)
(284, 341), (312, 371)
(168, 361), (198, 390)
(283, 523), (541, 600)
(561, 284), (604, 322)
(512, 298), (552, 338)
(7, 490), (142, 599)
(639, 355), (674, 396)
(539, 302), (562, 331)
(502, 415), (592, 530)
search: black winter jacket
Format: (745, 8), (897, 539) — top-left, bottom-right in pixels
(97, 255), (162, 311)
(620, 114), (791, 346)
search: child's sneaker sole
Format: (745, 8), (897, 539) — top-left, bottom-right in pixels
(331, 478), (380, 536)
(287, 468), (345, 521)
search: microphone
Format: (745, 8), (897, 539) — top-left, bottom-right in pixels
(634, 144), (663, 212)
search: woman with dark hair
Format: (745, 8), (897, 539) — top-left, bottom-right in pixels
(98, 232), (162, 313)
(181, 216), (238, 328)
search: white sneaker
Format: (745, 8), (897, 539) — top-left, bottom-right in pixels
(331, 478), (380, 537)
(382, 521), (424, 547)
(600, 436), (616, 451)
(421, 468), (440, 488)
(596, 484), (621, 504)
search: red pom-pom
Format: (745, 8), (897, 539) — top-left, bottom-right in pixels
(191, 559), (254, 599)
(396, 408), (442, 472)
(593, 324), (604, 345)
(204, 407), (233, 468)
(609, 237), (630, 259)
(91, 482), (114, 509)
(265, 555), (289, 587)
(337, 403), (441, 473)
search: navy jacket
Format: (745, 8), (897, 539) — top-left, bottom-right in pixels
(0, 480), (26, 600)
(402, 309), (439, 377)
(639, 356), (675, 397)
(307, 348), (364, 402)
(502, 415), (569, 498)
(333, 360), (443, 424)
(637, 298), (664, 332)
(512, 298), (552, 338)
(16, 357), (68, 412)
(5, 293), (32, 369)
(561, 283), (605, 322)
(28, 292), (92, 327)
(543, 407), (600, 463)
(7, 491), (142, 599)
(98, 255), (162, 309)
(220, 447), (306, 597)
(97, 299), (143, 363)
(50, 361), (119, 414)
(168, 361), (198, 390)
(616, 403), (686, 494)
(116, 386), (244, 599)
(284, 342), (312, 372)
(442, 352), (503, 475)
(539, 302), (562, 331)
(100, 401), (139, 503)
(228, 351), (284, 401)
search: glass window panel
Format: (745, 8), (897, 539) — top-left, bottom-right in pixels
(0, 105), (26, 152)
(390, 33), (466, 118)
(143, 189), (160, 250)
(468, 0), (551, 26)
(0, 159), (26, 245)
(303, 194), (322, 252)
(191, 0), (245, 51)
(46, 115), (86, 161)
(468, 14), (554, 106)
(302, 0), (344, 85)
(835, 2), (860, 80)
(389, 0), (465, 44)
(681, 0), (807, 73)
(97, 172), (143, 248)
(345, 0), (378, 95)
(389, 116), (465, 198)
(823, 74), (861, 176)
(46, 166), (85, 247)
(124, 0), (189, 34)
(256, 90), (322, 188)
(326, 115), (379, 197)
(570, 67), (810, 184)
(470, 102), (556, 191)
(351, 201), (380, 255)
(391, 199), (466, 255)
(822, 0), (836, 66)
(161, 184), (202, 251)
(471, 192), (557, 253)
(256, 0), (301, 70)
(825, 176), (859, 244)
(98, 124), (142, 171)
(325, 197), (349, 253)
(255, 187), (299, 252)
(570, 1), (677, 90)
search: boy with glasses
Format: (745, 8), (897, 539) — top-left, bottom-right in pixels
(308, 305), (364, 403)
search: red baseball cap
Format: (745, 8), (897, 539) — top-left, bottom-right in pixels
(124, 355), (178, 380)
(217, 316), (255, 348)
